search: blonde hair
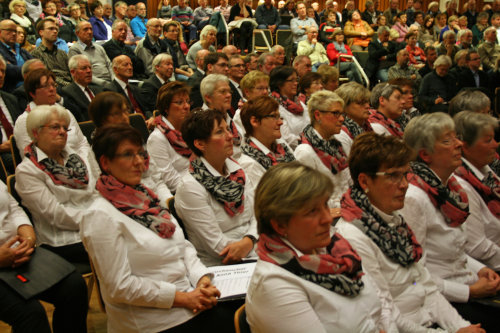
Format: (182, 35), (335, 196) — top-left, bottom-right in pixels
(307, 90), (344, 125)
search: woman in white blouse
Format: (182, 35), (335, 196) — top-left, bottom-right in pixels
(336, 132), (482, 333)
(246, 161), (399, 333)
(175, 108), (257, 266)
(238, 96), (295, 192)
(81, 124), (235, 333)
(270, 66), (310, 149)
(334, 81), (372, 156)
(295, 90), (350, 213)
(453, 111), (500, 271)
(402, 112), (500, 332)
(147, 81), (192, 181)
(15, 105), (97, 272)
(0, 180), (88, 333)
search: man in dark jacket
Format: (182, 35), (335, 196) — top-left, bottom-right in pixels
(366, 26), (398, 82)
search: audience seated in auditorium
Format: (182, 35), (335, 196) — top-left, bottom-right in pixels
(135, 18), (168, 78)
(88, 1), (112, 41)
(141, 53), (175, 112)
(368, 83), (404, 138)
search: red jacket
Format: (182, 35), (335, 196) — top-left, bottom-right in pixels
(327, 42), (353, 65)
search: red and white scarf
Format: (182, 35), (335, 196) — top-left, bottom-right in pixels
(271, 91), (304, 115)
(369, 111), (404, 138)
(154, 116), (192, 158)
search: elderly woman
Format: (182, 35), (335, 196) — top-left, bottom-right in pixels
(174, 108), (257, 266)
(36, 0), (76, 44)
(233, 70), (270, 135)
(9, 0), (36, 44)
(15, 105), (97, 271)
(334, 81), (372, 156)
(449, 90), (491, 117)
(147, 82), (192, 182)
(344, 9), (374, 51)
(295, 90), (350, 212)
(246, 161), (399, 332)
(89, 91), (177, 202)
(405, 31), (426, 66)
(200, 74), (242, 158)
(327, 30), (363, 84)
(297, 26), (329, 72)
(453, 111), (500, 271)
(402, 113), (500, 332)
(0, 180), (88, 333)
(186, 25), (217, 69)
(67, 3), (86, 27)
(418, 55), (456, 113)
(13, 69), (90, 161)
(89, 1), (112, 41)
(392, 12), (409, 43)
(471, 12), (489, 46)
(81, 124), (236, 333)
(270, 66), (309, 149)
(337, 132), (482, 333)
(239, 96), (295, 192)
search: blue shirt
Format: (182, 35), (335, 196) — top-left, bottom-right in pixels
(1, 42), (25, 67)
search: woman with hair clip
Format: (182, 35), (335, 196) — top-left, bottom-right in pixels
(295, 90), (350, 214)
(337, 132), (484, 333)
(238, 95), (295, 192)
(402, 112), (500, 332)
(246, 161), (400, 333)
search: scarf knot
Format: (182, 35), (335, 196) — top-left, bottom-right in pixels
(155, 116), (192, 158)
(368, 111), (404, 138)
(241, 137), (295, 170)
(271, 91), (304, 115)
(341, 116), (373, 140)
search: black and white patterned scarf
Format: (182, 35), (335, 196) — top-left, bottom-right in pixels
(241, 137), (295, 170)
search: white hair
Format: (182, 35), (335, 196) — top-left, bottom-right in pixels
(26, 104), (71, 141)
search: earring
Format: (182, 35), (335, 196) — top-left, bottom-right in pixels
(364, 188), (369, 194)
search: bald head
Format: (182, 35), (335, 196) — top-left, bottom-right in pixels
(76, 21), (93, 45)
(0, 20), (18, 46)
(222, 45), (238, 58)
(195, 49), (210, 70)
(147, 18), (162, 40)
(112, 55), (133, 81)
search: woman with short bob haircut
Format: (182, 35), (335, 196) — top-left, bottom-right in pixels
(245, 161), (399, 333)
(297, 71), (324, 106)
(270, 65), (310, 149)
(453, 111), (500, 271)
(175, 108), (257, 266)
(147, 81), (192, 182)
(401, 112), (500, 332)
(334, 81), (372, 156)
(239, 96), (295, 192)
(336, 132), (479, 333)
(448, 90), (491, 117)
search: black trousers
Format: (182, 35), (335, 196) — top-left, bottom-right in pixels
(234, 22), (254, 51)
(451, 300), (500, 333)
(161, 299), (243, 333)
(0, 270), (88, 333)
(41, 242), (90, 274)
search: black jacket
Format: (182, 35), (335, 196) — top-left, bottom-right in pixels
(102, 39), (147, 79)
(141, 75), (165, 113)
(0, 43), (33, 93)
(105, 79), (151, 118)
(62, 83), (104, 122)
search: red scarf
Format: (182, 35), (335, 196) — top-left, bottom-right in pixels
(96, 174), (176, 238)
(154, 116), (192, 158)
(368, 111), (404, 138)
(271, 91), (304, 115)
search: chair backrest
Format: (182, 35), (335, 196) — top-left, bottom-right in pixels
(276, 29), (292, 47)
(352, 51), (369, 70)
(0, 158), (7, 184)
(234, 304), (251, 333)
(167, 197), (189, 240)
(495, 87), (499, 117)
(6, 174), (20, 203)
(9, 135), (22, 169)
(78, 120), (96, 145)
(89, 256), (106, 313)
(128, 113), (150, 143)
(253, 29), (273, 52)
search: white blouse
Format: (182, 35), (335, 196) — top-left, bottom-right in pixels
(278, 104), (310, 150)
(15, 146), (98, 247)
(147, 117), (189, 183)
(174, 157), (258, 266)
(80, 196), (211, 333)
(294, 135), (351, 208)
(13, 102), (90, 160)
(401, 183), (485, 303)
(370, 122), (392, 137)
(455, 159), (500, 271)
(334, 129), (354, 156)
(246, 240), (399, 333)
(336, 217), (470, 333)
(0, 181), (31, 245)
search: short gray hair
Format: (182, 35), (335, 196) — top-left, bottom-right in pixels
(68, 54), (90, 70)
(292, 54), (310, 67)
(370, 83), (401, 109)
(377, 25), (390, 35)
(258, 52), (273, 67)
(26, 104), (71, 141)
(457, 28), (472, 41)
(484, 26), (497, 36)
(152, 53), (172, 73)
(307, 90), (344, 125)
(443, 30), (456, 40)
(433, 55), (452, 68)
(200, 25), (217, 40)
(112, 19), (127, 30)
(454, 111), (498, 147)
(449, 89), (491, 116)
(271, 45), (284, 55)
(403, 112), (455, 154)
(454, 49), (468, 64)
(21, 59), (44, 77)
(201, 74), (228, 103)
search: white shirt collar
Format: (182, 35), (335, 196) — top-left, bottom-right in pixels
(249, 136), (271, 155)
(115, 78), (128, 90)
(461, 157), (495, 181)
(200, 155), (241, 177)
(155, 73), (165, 84)
(34, 145), (70, 163)
(372, 205), (402, 228)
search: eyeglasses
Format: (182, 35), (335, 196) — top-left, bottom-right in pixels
(375, 170), (411, 184)
(172, 99), (191, 106)
(115, 151), (149, 161)
(262, 113), (283, 120)
(215, 89), (232, 95)
(440, 134), (460, 146)
(230, 64), (245, 68)
(319, 110), (346, 118)
(285, 78), (298, 83)
(0, 28), (17, 33)
(40, 124), (71, 132)
(37, 82), (58, 89)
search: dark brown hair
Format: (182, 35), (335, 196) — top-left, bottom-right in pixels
(181, 108), (225, 156)
(240, 96), (279, 136)
(88, 91), (129, 128)
(156, 81), (191, 116)
(24, 68), (56, 101)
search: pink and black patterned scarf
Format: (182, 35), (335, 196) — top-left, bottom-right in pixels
(189, 156), (246, 217)
(369, 111), (404, 138)
(39, 12), (64, 27)
(300, 124), (348, 175)
(455, 162), (500, 219)
(96, 174), (176, 238)
(241, 137), (295, 170)
(341, 187), (422, 267)
(341, 116), (373, 140)
(257, 232), (364, 296)
(229, 118), (242, 146)
(154, 116), (192, 158)
(271, 91), (304, 115)
(24, 143), (89, 189)
(409, 161), (469, 227)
